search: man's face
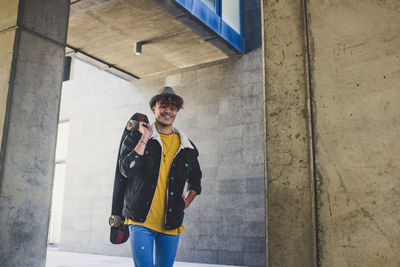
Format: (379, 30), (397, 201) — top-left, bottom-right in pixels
(152, 102), (178, 127)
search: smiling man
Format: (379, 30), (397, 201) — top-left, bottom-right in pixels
(118, 87), (202, 267)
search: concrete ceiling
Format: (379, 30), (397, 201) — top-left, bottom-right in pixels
(67, 0), (228, 79)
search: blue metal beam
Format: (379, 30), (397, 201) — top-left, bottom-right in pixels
(153, 0), (244, 55)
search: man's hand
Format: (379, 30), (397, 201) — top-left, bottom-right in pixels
(182, 190), (197, 209)
(133, 122), (152, 159)
(138, 122), (152, 141)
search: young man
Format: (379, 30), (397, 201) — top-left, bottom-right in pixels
(118, 87), (202, 267)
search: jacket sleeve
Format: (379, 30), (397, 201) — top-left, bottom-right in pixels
(119, 131), (143, 178)
(186, 148), (202, 195)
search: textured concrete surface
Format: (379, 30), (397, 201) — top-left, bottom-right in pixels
(307, 0), (400, 266)
(46, 248), (246, 267)
(67, 0), (228, 78)
(58, 47), (265, 266)
(0, 0), (18, 30)
(261, 0), (316, 266)
(0, 1), (69, 266)
(19, 0), (70, 44)
(262, 0), (400, 266)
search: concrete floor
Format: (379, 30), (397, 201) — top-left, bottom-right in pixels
(46, 248), (246, 267)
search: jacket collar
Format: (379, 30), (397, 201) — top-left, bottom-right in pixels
(150, 123), (194, 150)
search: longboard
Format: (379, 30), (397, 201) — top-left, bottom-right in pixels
(109, 113), (149, 244)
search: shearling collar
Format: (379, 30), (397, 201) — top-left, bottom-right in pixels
(150, 123), (194, 150)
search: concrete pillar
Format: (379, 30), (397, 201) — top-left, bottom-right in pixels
(262, 0), (400, 266)
(261, 0), (317, 266)
(307, 1), (400, 266)
(0, 1), (69, 266)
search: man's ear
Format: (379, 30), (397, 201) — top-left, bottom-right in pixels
(151, 106), (155, 114)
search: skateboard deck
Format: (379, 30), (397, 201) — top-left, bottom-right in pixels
(109, 112), (149, 244)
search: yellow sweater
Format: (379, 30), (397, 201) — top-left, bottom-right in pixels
(125, 132), (186, 235)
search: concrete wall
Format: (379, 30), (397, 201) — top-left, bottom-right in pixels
(0, 1), (69, 266)
(58, 46), (265, 266)
(262, 0), (400, 266)
(262, 0), (316, 265)
(307, 1), (400, 266)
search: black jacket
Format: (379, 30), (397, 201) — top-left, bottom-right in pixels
(119, 123), (202, 230)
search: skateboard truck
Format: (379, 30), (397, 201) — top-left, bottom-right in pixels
(109, 215), (122, 227)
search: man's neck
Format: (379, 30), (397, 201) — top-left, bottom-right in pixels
(155, 122), (173, 135)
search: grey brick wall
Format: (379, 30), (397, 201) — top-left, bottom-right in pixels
(172, 52), (265, 267)
(58, 44), (264, 266)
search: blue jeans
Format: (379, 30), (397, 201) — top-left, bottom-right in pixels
(128, 225), (180, 267)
